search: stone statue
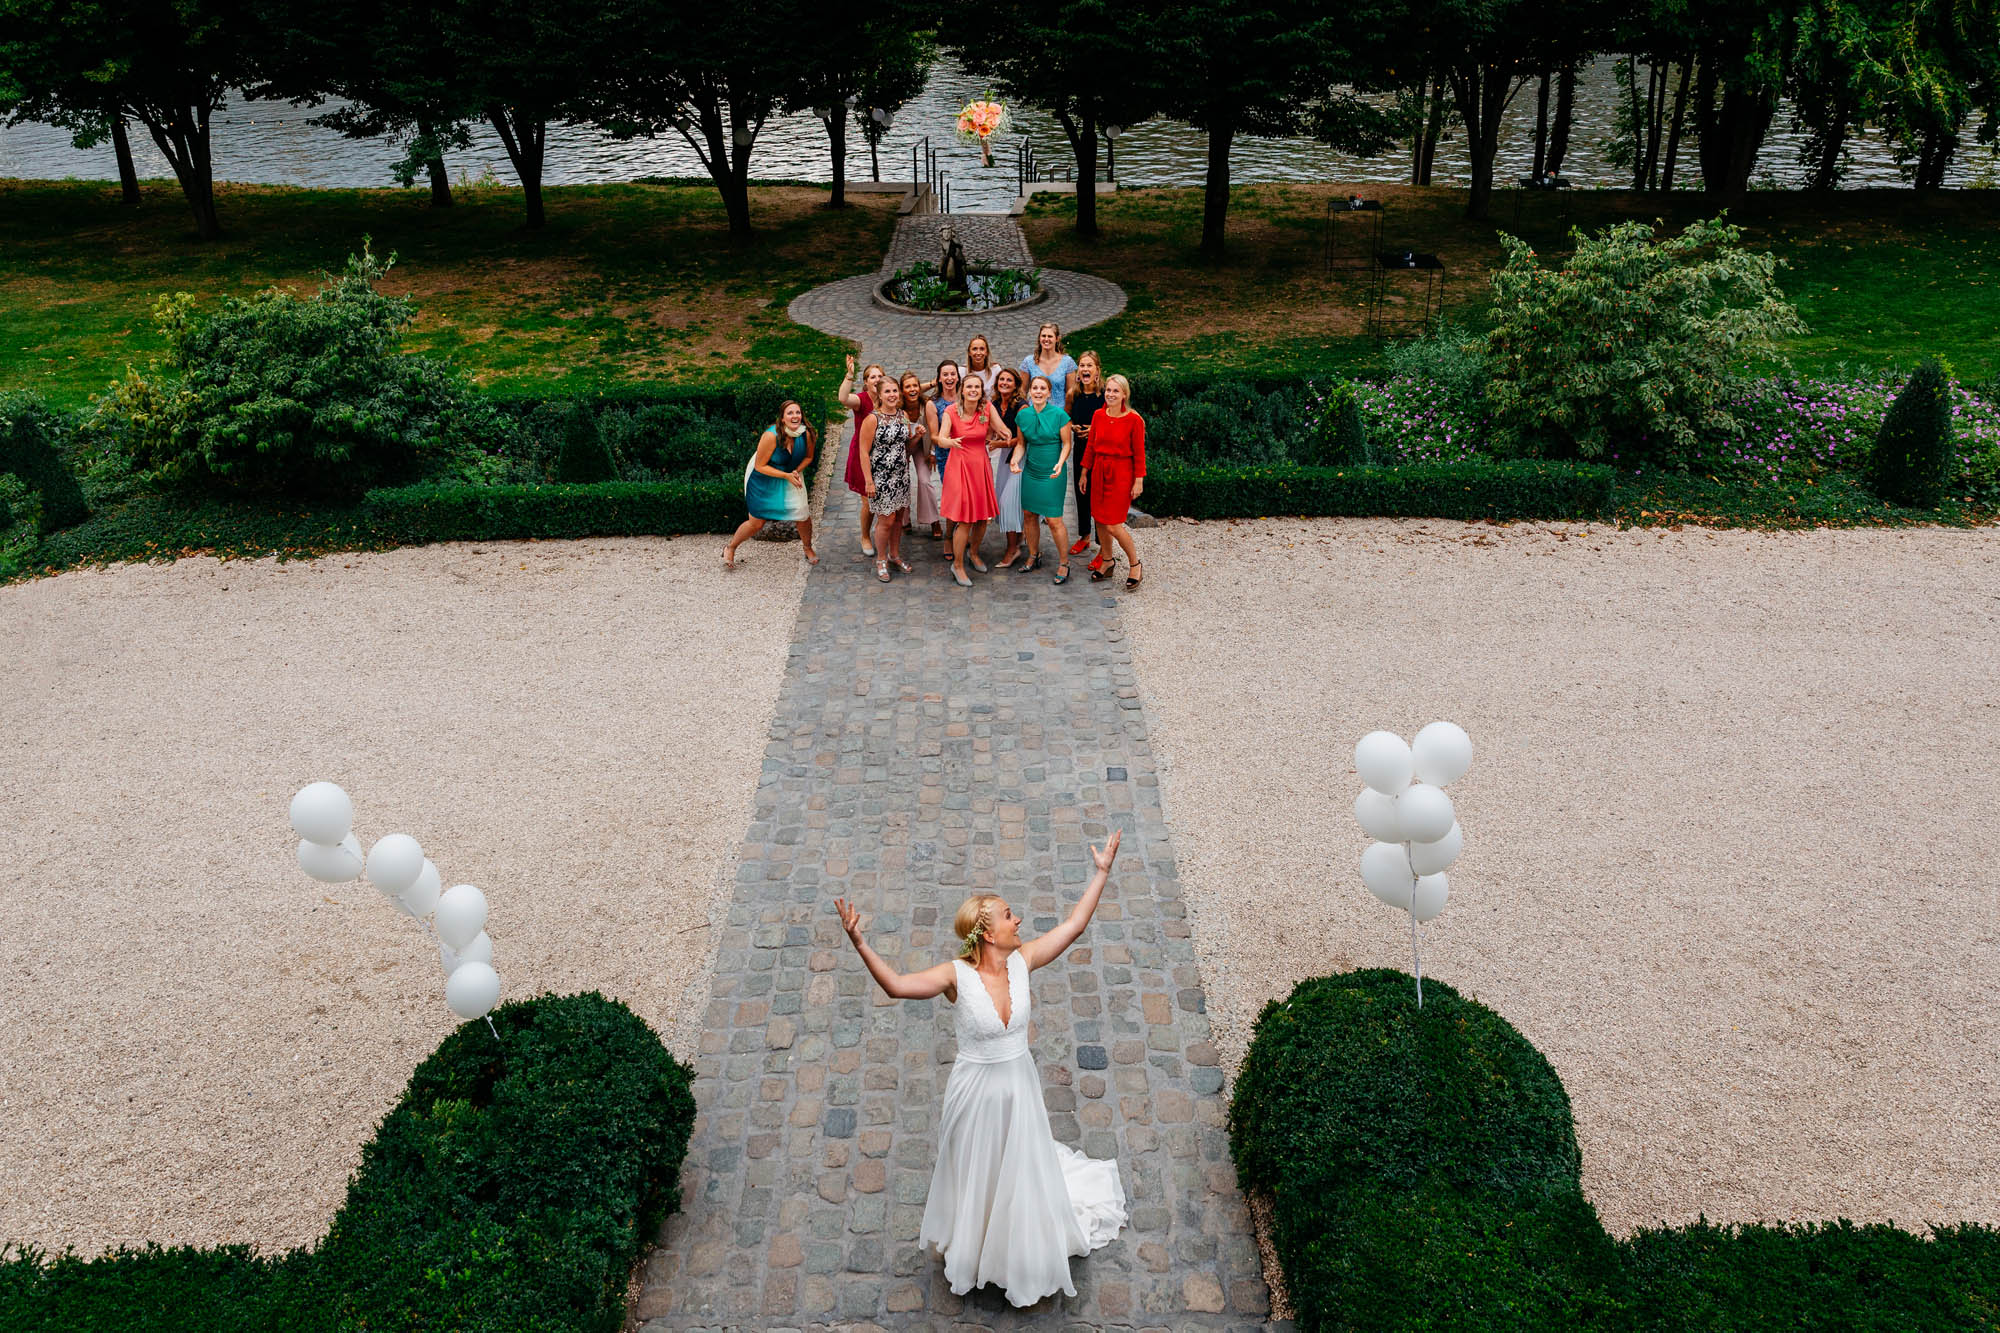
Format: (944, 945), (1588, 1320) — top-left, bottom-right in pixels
(938, 224), (971, 295)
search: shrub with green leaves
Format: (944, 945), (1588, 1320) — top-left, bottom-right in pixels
(95, 241), (506, 500)
(1485, 217), (1806, 466)
(0, 991), (696, 1333)
(1865, 358), (1957, 507)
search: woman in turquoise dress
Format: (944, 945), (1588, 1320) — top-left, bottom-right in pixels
(724, 400), (819, 569)
(1015, 375), (1075, 583)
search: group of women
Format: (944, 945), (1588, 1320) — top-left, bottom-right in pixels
(722, 322), (1146, 590)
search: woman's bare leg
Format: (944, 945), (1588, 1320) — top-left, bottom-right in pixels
(797, 518), (818, 564)
(873, 512), (898, 566)
(1105, 521), (1137, 567)
(951, 524), (971, 579)
(1045, 515), (1070, 568)
(967, 520), (990, 570)
(1021, 512), (1042, 565)
(724, 517), (766, 567)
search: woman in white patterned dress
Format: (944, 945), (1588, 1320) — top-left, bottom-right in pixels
(834, 832), (1129, 1307)
(856, 376), (916, 582)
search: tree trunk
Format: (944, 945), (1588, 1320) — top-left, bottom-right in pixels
(1410, 70), (1429, 184)
(1661, 61), (1692, 191)
(1056, 109), (1100, 238)
(1450, 66), (1517, 220)
(1696, 71), (1773, 201)
(826, 112), (847, 207)
(1809, 93), (1850, 191)
(111, 115), (140, 206)
(1199, 119), (1234, 258)
(418, 117), (453, 206)
(869, 127), (880, 181)
(1914, 126), (1955, 190)
(1545, 63), (1577, 178)
(487, 106), (548, 227)
(138, 103), (221, 238)
(1623, 59), (1647, 189)
(1419, 78), (1447, 184)
(1532, 69), (1551, 179)
(1642, 63), (1666, 190)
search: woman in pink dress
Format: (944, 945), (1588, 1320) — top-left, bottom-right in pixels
(935, 376), (1014, 588)
(838, 355), (887, 556)
(899, 370), (943, 537)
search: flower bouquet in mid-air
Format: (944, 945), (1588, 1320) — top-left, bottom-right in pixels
(957, 94), (1010, 166)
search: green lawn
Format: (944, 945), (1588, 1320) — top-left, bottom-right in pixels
(1023, 184), (2000, 386)
(0, 179), (901, 407)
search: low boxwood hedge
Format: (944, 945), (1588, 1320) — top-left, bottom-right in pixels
(0, 992), (696, 1333)
(1144, 460), (1616, 521)
(361, 479), (742, 544)
(1234, 969), (2000, 1332)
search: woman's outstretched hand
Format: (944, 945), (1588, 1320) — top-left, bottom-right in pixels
(835, 897), (861, 938)
(1091, 830), (1122, 871)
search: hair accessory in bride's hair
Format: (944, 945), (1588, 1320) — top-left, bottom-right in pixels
(958, 916), (986, 960)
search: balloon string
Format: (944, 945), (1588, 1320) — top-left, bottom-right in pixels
(1405, 839), (1423, 1009)
(484, 1016), (500, 1040)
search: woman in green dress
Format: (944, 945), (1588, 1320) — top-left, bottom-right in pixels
(1015, 374), (1076, 584)
(723, 399), (819, 569)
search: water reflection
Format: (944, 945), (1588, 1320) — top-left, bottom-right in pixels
(0, 55), (1975, 211)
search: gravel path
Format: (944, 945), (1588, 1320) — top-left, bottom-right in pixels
(1120, 517), (2000, 1235)
(0, 537), (803, 1256)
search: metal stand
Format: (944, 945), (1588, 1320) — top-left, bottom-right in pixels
(1324, 197), (1383, 272)
(1367, 252), (1445, 339)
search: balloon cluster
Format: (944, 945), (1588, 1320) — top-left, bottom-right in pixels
(1351, 723), (1473, 1006)
(289, 782), (502, 1028)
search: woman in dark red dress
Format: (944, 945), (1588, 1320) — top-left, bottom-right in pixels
(1079, 373), (1145, 590)
(839, 355), (887, 556)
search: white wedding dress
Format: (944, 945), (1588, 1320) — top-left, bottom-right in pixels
(920, 949), (1128, 1307)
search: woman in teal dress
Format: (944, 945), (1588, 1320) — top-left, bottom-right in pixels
(724, 399), (819, 569)
(1015, 374), (1076, 583)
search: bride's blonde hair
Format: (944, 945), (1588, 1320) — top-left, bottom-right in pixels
(953, 893), (1005, 961)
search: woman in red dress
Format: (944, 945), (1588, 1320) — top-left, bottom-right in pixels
(1079, 373), (1145, 590)
(935, 375), (1014, 588)
(839, 355), (887, 556)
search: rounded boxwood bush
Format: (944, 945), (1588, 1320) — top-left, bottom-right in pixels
(0, 392), (90, 533)
(1866, 358), (1957, 507)
(1230, 968), (1581, 1201)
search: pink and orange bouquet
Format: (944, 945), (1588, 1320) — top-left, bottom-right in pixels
(956, 95), (1010, 155)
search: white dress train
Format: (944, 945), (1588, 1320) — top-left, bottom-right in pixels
(919, 950), (1128, 1307)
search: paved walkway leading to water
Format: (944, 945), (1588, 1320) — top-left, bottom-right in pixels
(635, 216), (1278, 1330)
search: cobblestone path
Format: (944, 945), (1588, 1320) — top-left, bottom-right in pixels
(636, 216), (1280, 1332)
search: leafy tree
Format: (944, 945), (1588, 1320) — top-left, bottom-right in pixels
(0, 0), (258, 238)
(439, 0), (626, 228)
(1484, 216), (1806, 463)
(250, 0), (477, 207)
(1162, 0), (1400, 256)
(792, 0), (934, 209)
(851, 27), (935, 185)
(949, 0), (1169, 238)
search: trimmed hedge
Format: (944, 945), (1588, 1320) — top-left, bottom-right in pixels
(0, 991), (696, 1333)
(360, 479), (742, 543)
(1234, 970), (2000, 1333)
(1866, 359), (1957, 508)
(1143, 460), (1616, 521)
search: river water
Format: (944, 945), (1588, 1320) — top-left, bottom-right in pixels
(0, 55), (1975, 213)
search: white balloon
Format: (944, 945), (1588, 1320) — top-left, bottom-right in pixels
(1411, 872), (1451, 922)
(445, 961), (500, 1020)
(435, 884), (488, 951)
(439, 931), (494, 976)
(1353, 788), (1404, 841)
(288, 782), (353, 846)
(1354, 731), (1414, 795)
(297, 832), (363, 883)
(1413, 721), (1473, 786)
(397, 859), (442, 917)
(366, 834), (425, 897)
(1360, 841), (1415, 909)
(1409, 823), (1464, 876)
(1398, 784), (1456, 843)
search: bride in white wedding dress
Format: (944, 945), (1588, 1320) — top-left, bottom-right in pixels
(835, 831), (1129, 1308)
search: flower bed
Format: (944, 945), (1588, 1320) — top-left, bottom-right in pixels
(876, 261), (1043, 313)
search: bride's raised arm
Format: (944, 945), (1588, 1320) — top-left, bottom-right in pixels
(838, 898), (957, 999)
(1020, 830), (1121, 972)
